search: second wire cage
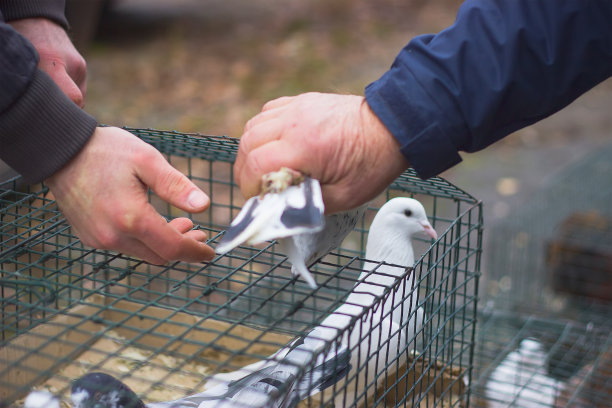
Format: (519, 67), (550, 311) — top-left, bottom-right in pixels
(0, 128), (482, 407)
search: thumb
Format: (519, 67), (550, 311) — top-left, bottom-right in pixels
(138, 150), (210, 213)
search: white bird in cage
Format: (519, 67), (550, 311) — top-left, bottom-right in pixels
(216, 167), (365, 289)
(485, 338), (561, 408)
(210, 198), (436, 406)
(63, 197), (437, 408)
(323, 196), (437, 406)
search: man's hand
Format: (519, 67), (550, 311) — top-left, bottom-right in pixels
(46, 127), (216, 264)
(10, 18), (87, 107)
(234, 92), (410, 214)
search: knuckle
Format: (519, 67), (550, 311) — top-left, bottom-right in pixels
(95, 229), (121, 249)
(238, 131), (253, 155)
(132, 145), (159, 166)
(246, 153), (264, 180)
(78, 56), (87, 72)
(75, 223), (121, 250)
(111, 209), (139, 235)
(261, 99), (278, 111)
(243, 118), (254, 132)
(69, 55), (86, 73)
(70, 89), (85, 107)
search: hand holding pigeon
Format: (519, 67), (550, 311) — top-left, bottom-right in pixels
(217, 168), (364, 288)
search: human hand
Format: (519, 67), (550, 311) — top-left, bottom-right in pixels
(46, 127), (216, 264)
(10, 18), (87, 107)
(234, 92), (410, 214)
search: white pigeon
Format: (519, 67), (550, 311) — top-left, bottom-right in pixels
(485, 338), (561, 407)
(210, 197), (437, 406)
(216, 168), (364, 289)
(323, 197), (437, 406)
(63, 197), (437, 408)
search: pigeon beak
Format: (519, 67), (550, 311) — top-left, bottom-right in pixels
(420, 220), (438, 240)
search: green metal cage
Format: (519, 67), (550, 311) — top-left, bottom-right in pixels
(471, 145), (612, 408)
(1, 128), (483, 407)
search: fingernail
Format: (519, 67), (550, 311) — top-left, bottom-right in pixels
(187, 190), (208, 209)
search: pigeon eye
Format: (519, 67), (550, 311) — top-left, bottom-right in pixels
(404, 209), (413, 217)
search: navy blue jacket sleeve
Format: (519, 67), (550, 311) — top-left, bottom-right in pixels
(365, 0), (612, 179)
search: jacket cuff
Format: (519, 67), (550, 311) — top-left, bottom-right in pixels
(365, 69), (463, 180)
(0, 69), (97, 182)
(0, 0), (68, 29)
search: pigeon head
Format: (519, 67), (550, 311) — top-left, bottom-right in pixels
(365, 197), (437, 266)
(71, 372), (145, 408)
(371, 197), (437, 239)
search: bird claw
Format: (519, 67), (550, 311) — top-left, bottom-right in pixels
(260, 167), (305, 196)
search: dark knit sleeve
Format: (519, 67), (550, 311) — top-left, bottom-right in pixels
(365, 0), (612, 179)
(0, 68), (97, 182)
(0, 18), (96, 182)
(0, 0), (68, 29)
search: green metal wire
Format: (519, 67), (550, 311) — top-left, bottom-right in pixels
(469, 144), (612, 407)
(1, 128), (482, 407)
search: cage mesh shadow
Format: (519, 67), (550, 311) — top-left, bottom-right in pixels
(1, 128), (482, 407)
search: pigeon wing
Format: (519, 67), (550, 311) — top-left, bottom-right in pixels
(216, 178), (324, 254)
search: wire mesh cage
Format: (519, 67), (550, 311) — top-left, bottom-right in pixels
(472, 144), (612, 407)
(1, 128), (482, 408)
(472, 310), (612, 407)
(483, 144), (612, 314)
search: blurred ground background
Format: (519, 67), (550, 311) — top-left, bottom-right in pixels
(73, 0), (611, 301)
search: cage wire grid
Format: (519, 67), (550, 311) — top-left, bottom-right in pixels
(1, 128), (482, 407)
(469, 144), (612, 408)
(472, 312), (611, 407)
